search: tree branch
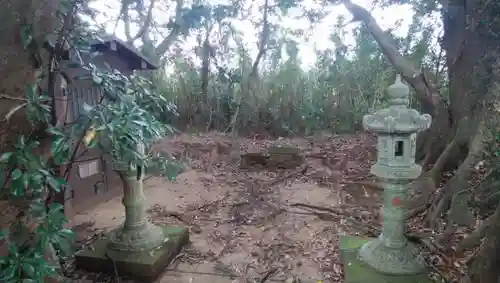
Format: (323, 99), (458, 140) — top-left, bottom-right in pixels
(250, 0), (270, 78)
(128, 0), (157, 44)
(121, 1), (133, 41)
(0, 94), (28, 102)
(155, 0), (184, 57)
(340, 0), (439, 117)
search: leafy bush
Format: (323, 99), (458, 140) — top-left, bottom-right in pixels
(0, 17), (179, 283)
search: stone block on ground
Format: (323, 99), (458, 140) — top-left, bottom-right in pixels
(239, 152), (268, 169)
(239, 145), (304, 170)
(75, 226), (189, 281)
(339, 235), (433, 283)
(266, 145), (304, 169)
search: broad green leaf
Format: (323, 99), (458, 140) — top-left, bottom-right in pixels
(11, 168), (22, 180)
(132, 120), (149, 127)
(92, 74), (103, 85)
(43, 263), (60, 278)
(29, 200), (46, 218)
(46, 177), (65, 192)
(22, 262), (36, 278)
(82, 103), (93, 113)
(11, 174), (25, 196)
(0, 263), (16, 280)
(48, 203), (65, 213)
(50, 136), (66, 161)
(19, 24), (33, 49)
(57, 229), (75, 239)
(0, 152), (12, 163)
(0, 229), (7, 241)
(7, 243), (18, 257)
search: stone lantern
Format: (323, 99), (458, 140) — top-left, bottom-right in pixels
(75, 143), (189, 280)
(340, 75), (432, 282)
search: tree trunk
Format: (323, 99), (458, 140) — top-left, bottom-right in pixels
(201, 28), (211, 104)
(343, 0), (500, 280)
(426, 116), (487, 226)
(425, 0), (499, 224)
(417, 100), (453, 166)
(468, 200), (500, 283)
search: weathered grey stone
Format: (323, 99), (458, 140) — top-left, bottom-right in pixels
(76, 144), (189, 280)
(240, 152), (268, 169)
(266, 145), (304, 169)
(107, 168), (165, 252)
(75, 226), (189, 281)
(339, 235), (432, 283)
(340, 75), (432, 279)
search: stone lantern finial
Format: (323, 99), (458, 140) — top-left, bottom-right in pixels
(387, 74), (409, 107)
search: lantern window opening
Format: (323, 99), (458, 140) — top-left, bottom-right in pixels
(395, 140), (404, 157)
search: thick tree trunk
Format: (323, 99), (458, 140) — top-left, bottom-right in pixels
(425, 0), (499, 225)
(417, 100), (453, 166)
(341, 0), (496, 226)
(341, 0), (452, 180)
(200, 24), (213, 105)
(342, 0), (500, 281)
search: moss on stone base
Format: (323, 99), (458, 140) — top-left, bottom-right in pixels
(75, 226), (189, 281)
(339, 235), (434, 283)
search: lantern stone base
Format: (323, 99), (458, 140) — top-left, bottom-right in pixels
(75, 226), (189, 281)
(339, 235), (433, 283)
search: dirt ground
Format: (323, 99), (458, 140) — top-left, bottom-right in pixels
(68, 132), (383, 283)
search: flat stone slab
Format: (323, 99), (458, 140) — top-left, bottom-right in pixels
(339, 235), (434, 283)
(75, 225), (189, 281)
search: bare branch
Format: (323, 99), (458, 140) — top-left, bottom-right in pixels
(124, 7), (132, 41)
(155, 0), (184, 57)
(120, 0), (133, 41)
(0, 94), (28, 102)
(250, 0), (271, 78)
(128, 0), (157, 44)
(340, 0), (440, 117)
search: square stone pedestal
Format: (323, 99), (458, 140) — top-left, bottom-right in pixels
(339, 235), (433, 283)
(75, 226), (189, 281)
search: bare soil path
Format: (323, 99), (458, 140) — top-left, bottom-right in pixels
(68, 132), (381, 283)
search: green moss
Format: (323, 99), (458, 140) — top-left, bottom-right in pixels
(75, 225), (189, 281)
(339, 235), (434, 283)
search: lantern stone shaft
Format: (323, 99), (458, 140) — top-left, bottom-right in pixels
(75, 143), (190, 281)
(107, 143), (165, 252)
(359, 75), (432, 275)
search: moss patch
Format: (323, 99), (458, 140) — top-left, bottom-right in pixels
(75, 225), (189, 281)
(339, 235), (434, 283)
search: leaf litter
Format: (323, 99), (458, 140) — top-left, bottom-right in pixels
(67, 131), (460, 282)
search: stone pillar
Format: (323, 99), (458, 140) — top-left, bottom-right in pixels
(106, 162), (165, 252)
(357, 75), (432, 275)
(75, 125), (189, 281)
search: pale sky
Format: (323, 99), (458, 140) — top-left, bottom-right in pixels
(90, 0), (415, 69)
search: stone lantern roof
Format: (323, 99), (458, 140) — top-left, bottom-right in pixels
(363, 75), (432, 134)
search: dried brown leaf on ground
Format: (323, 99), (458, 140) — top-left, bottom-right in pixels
(67, 132), (465, 282)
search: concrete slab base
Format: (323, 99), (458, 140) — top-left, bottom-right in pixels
(339, 235), (434, 283)
(75, 226), (189, 281)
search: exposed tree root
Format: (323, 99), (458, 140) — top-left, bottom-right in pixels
(456, 213), (493, 256)
(427, 119), (486, 228)
(467, 200), (500, 283)
(429, 138), (458, 183)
